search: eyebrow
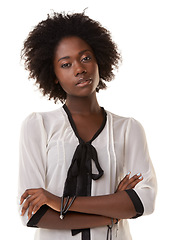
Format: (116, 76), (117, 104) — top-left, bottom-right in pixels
(57, 49), (92, 62)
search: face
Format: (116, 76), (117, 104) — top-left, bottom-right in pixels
(53, 36), (100, 99)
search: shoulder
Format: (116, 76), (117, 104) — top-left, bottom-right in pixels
(123, 118), (147, 145)
(106, 110), (143, 129)
(106, 110), (146, 138)
(21, 107), (64, 133)
(22, 107), (64, 123)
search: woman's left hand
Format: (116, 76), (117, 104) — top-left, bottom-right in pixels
(20, 188), (61, 220)
(116, 172), (143, 193)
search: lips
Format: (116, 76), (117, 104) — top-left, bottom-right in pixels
(76, 78), (92, 86)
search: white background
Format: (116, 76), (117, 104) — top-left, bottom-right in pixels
(0, 0), (181, 239)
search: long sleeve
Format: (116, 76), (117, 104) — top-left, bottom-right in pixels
(124, 118), (157, 216)
(18, 113), (47, 226)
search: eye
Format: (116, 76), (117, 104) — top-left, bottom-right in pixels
(61, 63), (71, 68)
(81, 56), (92, 62)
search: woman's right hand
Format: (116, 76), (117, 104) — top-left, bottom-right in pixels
(116, 172), (143, 193)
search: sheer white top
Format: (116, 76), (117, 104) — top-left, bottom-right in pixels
(18, 106), (157, 240)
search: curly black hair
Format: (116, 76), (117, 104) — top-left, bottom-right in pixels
(21, 11), (121, 103)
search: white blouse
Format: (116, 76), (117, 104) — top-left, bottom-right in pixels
(18, 106), (157, 240)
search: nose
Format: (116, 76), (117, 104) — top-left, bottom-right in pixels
(74, 62), (87, 77)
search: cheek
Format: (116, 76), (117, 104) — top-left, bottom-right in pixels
(57, 80), (70, 95)
(54, 66), (62, 80)
(93, 64), (100, 81)
(53, 65), (59, 81)
(54, 68), (70, 85)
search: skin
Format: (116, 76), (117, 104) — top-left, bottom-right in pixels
(20, 36), (143, 229)
(54, 36), (103, 142)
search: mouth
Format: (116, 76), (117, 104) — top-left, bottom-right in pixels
(76, 78), (92, 86)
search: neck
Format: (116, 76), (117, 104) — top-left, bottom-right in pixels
(65, 93), (100, 115)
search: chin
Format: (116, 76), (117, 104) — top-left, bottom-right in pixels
(69, 90), (97, 99)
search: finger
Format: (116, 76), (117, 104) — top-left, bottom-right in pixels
(116, 172), (131, 191)
(20, 189), (38, 205)
(127, 176), (143, 189)
(20, 191), (30, 205)
(27, 202), (34, 220)
(32, 200), (43, 215)
(116, 173), (130, 191)
(27, 198), (41, 220)
(128, 173), (141, 183)
(20, 193), (38, 216)
(28, 197), (46, 220)
(126, 173), (143, 189)
(28, 192), (48, 219)
(119, 173), (142, 190)
(20, 198), (31, 216)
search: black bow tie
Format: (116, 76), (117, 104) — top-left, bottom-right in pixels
(62, 104), (107, 240)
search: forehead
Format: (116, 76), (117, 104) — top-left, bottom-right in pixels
(54, 36), (92, 59)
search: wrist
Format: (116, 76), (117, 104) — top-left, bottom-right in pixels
(47, 193), (61, 212)
(60, 196), (76, 219)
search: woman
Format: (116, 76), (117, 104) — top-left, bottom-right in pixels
(18, 12), (157, 240)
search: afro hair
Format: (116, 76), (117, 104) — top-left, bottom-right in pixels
(21, 11), (121, 103)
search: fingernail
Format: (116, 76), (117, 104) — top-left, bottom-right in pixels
(20, 209), (22, 216)
(127, 171), (131, 175)
(139, 176), (143, 180)
(137, 173), (141, 176)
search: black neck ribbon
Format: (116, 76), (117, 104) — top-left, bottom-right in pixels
(62, 104), (107, 240)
